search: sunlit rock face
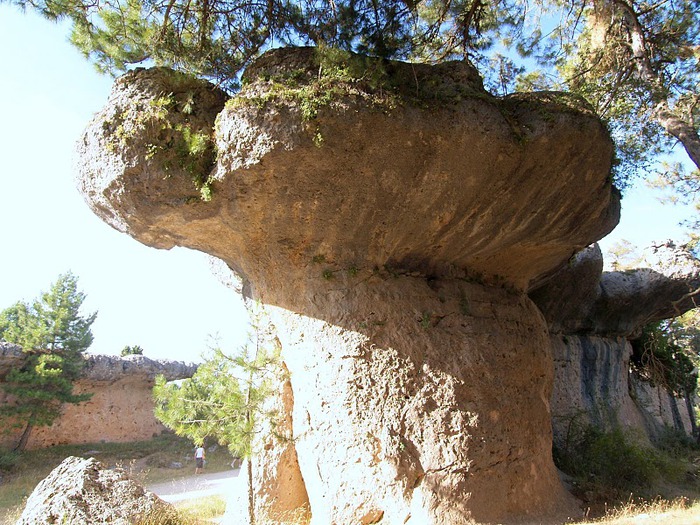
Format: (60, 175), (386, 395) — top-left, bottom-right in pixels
(0, 353), (197, 449)
(76, 47), (619, 524)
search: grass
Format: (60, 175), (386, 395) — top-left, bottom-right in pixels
(0, 433), (233, 524)
(174, 495), (227, 521)
(135, 495), (227, 525)
(576, 497), (700, 524)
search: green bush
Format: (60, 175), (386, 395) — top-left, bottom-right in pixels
(555, 426), (661, 495)
(0, 448), (20, 471)
(655, 426), (700, 459)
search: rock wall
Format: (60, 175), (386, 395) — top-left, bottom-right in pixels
(549, 334), (692, 447)
(531, 244), (700, 446)
(0, 351), (196, 449)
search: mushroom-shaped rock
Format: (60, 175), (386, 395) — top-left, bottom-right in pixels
(76, 47), (619, 524)
(531, 243), (700, 336)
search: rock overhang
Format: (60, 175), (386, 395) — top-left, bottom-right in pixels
(76, 46), (621, 306)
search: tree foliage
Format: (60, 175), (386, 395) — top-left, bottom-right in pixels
(153, 330), (281, 457)
(4, 0), (698, 200)
(154, 311), (283, 523)
(632, 320), (698, 398)
(121, 344), (144, 356)
(0, 272), (97, 450)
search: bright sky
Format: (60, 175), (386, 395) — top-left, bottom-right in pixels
(0, 5), (692, 362)
(0, 5), (250, 362)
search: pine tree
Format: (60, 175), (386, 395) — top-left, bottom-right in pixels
(0, 272), (97, 451)
(153, 310), (282, 524)
(121, 344), (144, 356)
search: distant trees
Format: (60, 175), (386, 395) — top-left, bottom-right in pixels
(121, 345), (144, 356)
(0, 273), (97, 451)
(153, 310), (283, 524)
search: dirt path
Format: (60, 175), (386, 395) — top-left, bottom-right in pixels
(147, 468), (241, 503)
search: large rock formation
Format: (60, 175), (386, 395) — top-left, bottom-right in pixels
(76, 47), (621, 523)
(0, 353), (196, 448)
(17, 456), (174, 524)
(531, 244), (700, 445)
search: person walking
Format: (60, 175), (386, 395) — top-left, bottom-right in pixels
(194, 444), (206, 474)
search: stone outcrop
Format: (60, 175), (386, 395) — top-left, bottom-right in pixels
(531, 243), (700, 445)
(530, 243), (700, 337)
(549, 334), (693, 447)
(17, 456), (174, 525)
(0, 343), (23, 379)
(0, 354), (196, 449)
(76, 47), (620, 523)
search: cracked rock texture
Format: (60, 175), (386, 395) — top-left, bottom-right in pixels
(76, 47), (620, 524)
(17, 456), (174, 525)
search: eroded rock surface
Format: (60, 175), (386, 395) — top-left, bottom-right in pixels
(83, 354), (197, 382)
(0, 343), (23, 379)
(76, 47), (620, 524)
(17, 456), (174, 525)
(0, 354), (196, 448)
(533, 245), (700, 445)
(550, 334), (693, 446)
(531, 243), (700, 336)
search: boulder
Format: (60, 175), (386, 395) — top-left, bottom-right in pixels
(76, 47), (619, 523)
(16, 456), (175, 525)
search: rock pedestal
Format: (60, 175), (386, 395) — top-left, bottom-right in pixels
(76, 47), (620, 523)
(266, 275), (573, 524)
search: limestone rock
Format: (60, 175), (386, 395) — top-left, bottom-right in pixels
(16, 456), (174, 525)
(267, 277), (578, 524)
(550, 334), (693, 446)
(75, 47), (620, 524)
(77, 47), (619, 295)
(591, 266), (700, 336)
(531, 244), (700, 336)
(253, 365), (311, 523)
(0, 343), (23, 380)
(529, 244), (604, 334)
(0, 354), (196, 448)
(83, 354), (197, 382)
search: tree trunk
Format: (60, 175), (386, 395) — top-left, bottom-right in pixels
(685, 390), (698, 437)
(247, 456), (255, 525)
(612, 0), (700, 171)
(669, 390), (684, 432)
(14, 419), (33, 452)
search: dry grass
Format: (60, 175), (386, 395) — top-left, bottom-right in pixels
(576, 497), (700, 524)
(174, 495), (227, 522)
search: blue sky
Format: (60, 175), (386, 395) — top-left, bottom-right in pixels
(0, 5), (691, 362)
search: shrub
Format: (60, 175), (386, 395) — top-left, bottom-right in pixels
(555, 425), (662, 497)
(0, 448), (20, 471)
